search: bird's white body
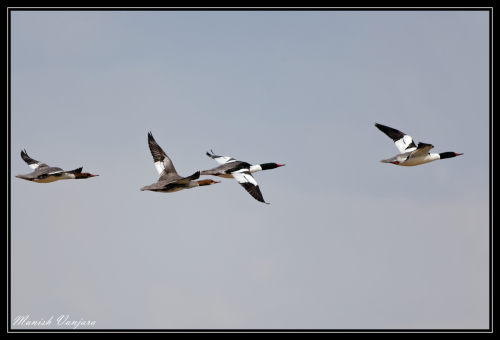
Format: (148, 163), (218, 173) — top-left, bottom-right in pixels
(375, 123), (463, 167)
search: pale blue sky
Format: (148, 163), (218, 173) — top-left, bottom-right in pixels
(10, 10), (489, 329)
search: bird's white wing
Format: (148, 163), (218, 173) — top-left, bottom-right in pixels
(231, 169), (268, 204)
(206, 150), (238, 165)
(375, 123), (417, 154)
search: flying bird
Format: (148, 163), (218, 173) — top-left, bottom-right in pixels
(375, 123), (463, 166)
(140, 132), (220, 193)
(200, 150), (285, 204)
(15, 149), (98, 183)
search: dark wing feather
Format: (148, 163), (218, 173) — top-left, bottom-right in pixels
(172, 171), (200, 185)
(21, 149), (49, 169)
(231, 170), (269, 204)
(374, 123), (406, 142)
(410, 142), (434, 158)
(239, 182), (267, 204)
(375, 123), (417, 152)
(147, 132), (179, 180)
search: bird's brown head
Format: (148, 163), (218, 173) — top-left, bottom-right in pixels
(74, 173), (99, 179)
(197, 179), (221, 186)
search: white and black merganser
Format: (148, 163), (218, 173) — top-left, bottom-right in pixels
(140, 132), (220, 193)
(375, 123), (463, 166)
(200, 150), (285, 204)
(15, 149), (98, 183)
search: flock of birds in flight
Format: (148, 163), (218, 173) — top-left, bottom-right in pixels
(15, 123), (463, 204)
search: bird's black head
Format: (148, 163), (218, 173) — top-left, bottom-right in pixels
(260, 163), (285, 171)
(439, 152), (463, 160)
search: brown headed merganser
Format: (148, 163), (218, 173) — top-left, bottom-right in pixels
(15, 149), (98, 183)
(140, 132), (220, 193)
(200, 150), (285, 204)
(375, 123), (463, 166)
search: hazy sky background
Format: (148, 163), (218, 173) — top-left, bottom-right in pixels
(10, 10), (489, 329)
